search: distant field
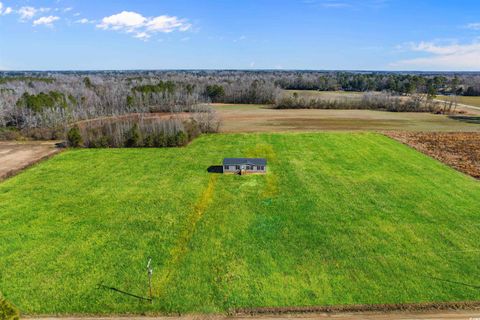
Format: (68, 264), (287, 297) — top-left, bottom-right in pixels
(1, 133), (480, 314)
(284, 90), (365, 100)
(286, 91), (480, 109)
(213, 104), (480, 132)
(436, 95), (480, 108)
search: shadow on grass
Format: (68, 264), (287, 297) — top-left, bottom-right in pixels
(448, 115), (480, 124)
(207, 165), (223, 174)
(97, 283), (152, 302)
(423, 276), (480, 289)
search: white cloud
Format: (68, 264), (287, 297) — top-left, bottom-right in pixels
(303, 0), (388, 9)
(146, 15), (191, 33)
(75, 18), (94, 24)
(97, 11), (146, 31)
(97, 11), (191, 40)
(466, 22), (480, 30)
(134, 32), (150, 40)
(18, 6), (37, 20)
(233, 35), (247, 42)
(0, 2), (11, 15)
(33, 15), (60, 27)
(392, 41), (480, 70)
(322, 1), (351, 8)
(17, 6), (55, 21)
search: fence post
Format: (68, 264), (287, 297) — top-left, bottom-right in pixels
(147, 258), (153, 303)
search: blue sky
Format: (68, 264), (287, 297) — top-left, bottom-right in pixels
(1, 0), (480, 71)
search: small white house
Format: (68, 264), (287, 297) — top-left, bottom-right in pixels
(223, 158), (267, 175)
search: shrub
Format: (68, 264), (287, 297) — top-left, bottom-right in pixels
(89, 135), (111, 148)
(0, 128), (22, 141)
(124, 123), (141, 148)
(143, 134), (154, 147)
(176, 131), (188, 146)
(67, 126), (82, 147)
(0, 297), (19, 320)
(183, 119), (201, 140)
(152, 132), (167, 147)
(71, 113), (219, 149)
(22, 127), (64, 140)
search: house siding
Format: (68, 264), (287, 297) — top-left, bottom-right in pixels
(223, 167), (266, 174)
(222, 158), (267, 175)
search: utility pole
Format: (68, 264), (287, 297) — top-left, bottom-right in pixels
(147, 258), (153, 303)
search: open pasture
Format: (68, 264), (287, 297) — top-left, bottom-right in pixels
(283, 90), (365, 100)
(213, 104), (480, 132)
(437, 95), (480, 108)
(1, 133), (480, 315)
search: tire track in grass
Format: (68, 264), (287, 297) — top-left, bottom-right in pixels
(153, 174), (218, 300)
(246, 142), (279, 199)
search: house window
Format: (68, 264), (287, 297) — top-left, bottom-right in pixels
(236, 165), (240, 170)
(224, 165), (228, 170)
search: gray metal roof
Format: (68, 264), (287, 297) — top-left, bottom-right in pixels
(223, 158), (267, 166)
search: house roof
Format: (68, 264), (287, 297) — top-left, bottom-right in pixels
(223, 158), (267, 166)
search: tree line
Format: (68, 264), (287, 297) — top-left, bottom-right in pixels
(1, 70), (479, 141)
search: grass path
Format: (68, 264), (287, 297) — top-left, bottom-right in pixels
(155, 175), (218, 299)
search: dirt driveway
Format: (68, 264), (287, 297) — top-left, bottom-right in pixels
(0, 141), (61, 181)
(25, 310), (480, 320)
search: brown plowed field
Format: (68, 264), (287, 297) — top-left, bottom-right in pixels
(385, 132), (480, 179)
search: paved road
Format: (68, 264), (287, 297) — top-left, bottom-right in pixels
(25, 310), (480, 320)
(0, 141), (60, 180)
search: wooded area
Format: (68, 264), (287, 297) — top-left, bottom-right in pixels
(1, 70), (479, 141)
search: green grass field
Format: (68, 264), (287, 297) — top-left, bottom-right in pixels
(1, 133), (480, 315)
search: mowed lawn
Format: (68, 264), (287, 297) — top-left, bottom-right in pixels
(1, 133), (480, 315)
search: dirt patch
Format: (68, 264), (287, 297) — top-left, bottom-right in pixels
(21, 309), (480, 319)
(385, 132), (480, 179)
(0, 141), (61, 181)
(233, 301), (480, 316)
